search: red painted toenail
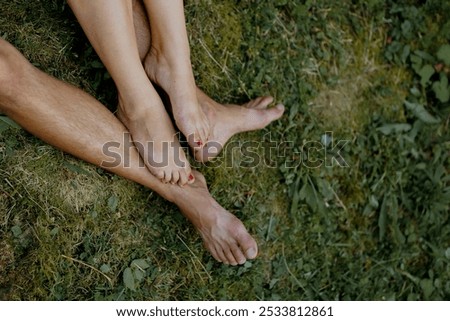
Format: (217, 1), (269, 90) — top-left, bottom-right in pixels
(196, 141), (202, 146)
(189, 174), (194, 181)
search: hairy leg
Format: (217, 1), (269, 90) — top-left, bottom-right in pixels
(67, 0), (192, 185)
(132, 0), (285, 162)
(142, 0), (210, 148)
(0, 39), (257, 265)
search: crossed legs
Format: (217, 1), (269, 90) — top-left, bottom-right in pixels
(131, 0), (286, 162)
(0, 39), (257, 265)
(68, 0), (193, 186)
(68, 0), (285, 170)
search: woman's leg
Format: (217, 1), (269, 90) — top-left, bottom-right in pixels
(67, 0), (192, 186)
(132, 0), (285, 162)
(0, 39), (257, 265)
(142, 0), (210, 148)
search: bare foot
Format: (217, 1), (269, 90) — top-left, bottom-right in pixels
(194, 89), (285, 162)
(169, 171), (258, 265)
(116, 94), (194, 186)
(145, 49), (210, 149)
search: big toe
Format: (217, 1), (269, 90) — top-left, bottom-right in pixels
(238, 232), (258, 260)
(269, 103), (285, 119)
(193, 141), (224, 163)
(247, 96), (274, 109)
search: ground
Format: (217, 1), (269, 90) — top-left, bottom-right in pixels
(0, 0), (449, 300)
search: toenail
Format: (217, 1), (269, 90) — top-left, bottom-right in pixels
(189, 174), (194, 181)
(196, 141), (202, 146)
(245, 248), (257, 259)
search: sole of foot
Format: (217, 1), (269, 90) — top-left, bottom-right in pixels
(194, 90), (285, 163)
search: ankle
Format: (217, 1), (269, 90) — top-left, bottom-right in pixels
(148, 45), (194, 79)
(117, 93), (159, 122)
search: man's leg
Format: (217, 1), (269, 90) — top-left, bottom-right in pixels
(0, 39), (256, 266)
(132, 0), (285, 162)
(67, 0), (192, 186)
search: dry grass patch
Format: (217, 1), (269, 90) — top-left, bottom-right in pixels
(309, 20), (410, 134)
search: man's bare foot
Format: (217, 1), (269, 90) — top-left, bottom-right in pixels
(144, 49), (210, 148)
(168, 171), (258, 265)
(116, 94), (194, 186)
(194, 89), (285, 162)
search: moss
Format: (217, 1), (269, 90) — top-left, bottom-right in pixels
(309, 21), (410, 135)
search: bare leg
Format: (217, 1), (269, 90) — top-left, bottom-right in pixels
(142, 0), (210, 148)
(132, 0), (285, 162)
(0, 39), (257, 265)
(67, 0), (192, 186)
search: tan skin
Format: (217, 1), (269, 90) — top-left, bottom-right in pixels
(68, 0), (285, 184)
(0, 0), (284, 265)
(0, 37), (283, 265)
(131, 0), (285, 163)
(68, 0), (194, 186)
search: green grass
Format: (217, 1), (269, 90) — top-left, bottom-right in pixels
(1, 0), (449, 300)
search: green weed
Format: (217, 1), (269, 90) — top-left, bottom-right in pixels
(0, 0), (449, 300)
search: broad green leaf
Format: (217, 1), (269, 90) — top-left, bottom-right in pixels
(413, 50), (435, 63)
(0, 116), (21, 133)
(401, 20), (412, 37)
(50, 227), (59, 237)
(303, 183), (317, 211)
(420, 279), (434, 299)
(100, 264), (111, 273)
(107, 195), (118, 212)
(401, 45), (410, 63)
(133, 269), (145, 282)
(132, 259), (150, 270)
(376, 123), (411, 135)
(418, 64), (435, 86)
(11, 225), (22, 237)
(410, 54), (422, 73)
(432, 75), (450, 103)
(409, 87), (421, 97)
(123, 267), (135, 291)
(404, 101), (440, 124)
(0, 121), (9, 133)
(437, 44), (450, 65)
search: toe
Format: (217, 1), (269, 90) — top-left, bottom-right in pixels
(163, 170), (172, 183)
(186, 167), (195, 184)
(238, 233), (258, 260)
(223, 246), (239, 266)
(206, 244), (222, 263)
(267, 103), (285, 120)
(178, 171), (189, 186)
(247, 96), (274, 109)
(155, 170), (165, 181)
(230, 244), (247, 265)
(171, 170), (180, 185)
(244, 246), (258, 260)
(216, 246), (230, 265)
(189, 132), (203, 149)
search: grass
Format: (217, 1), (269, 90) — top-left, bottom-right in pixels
(1, 0), (449, 300)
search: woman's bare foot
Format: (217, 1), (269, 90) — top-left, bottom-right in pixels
(117, 93), (194, 186)
(144, 50), (210, 149)
(194, 89), (285, 162)
(169, 171), (258, 265)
